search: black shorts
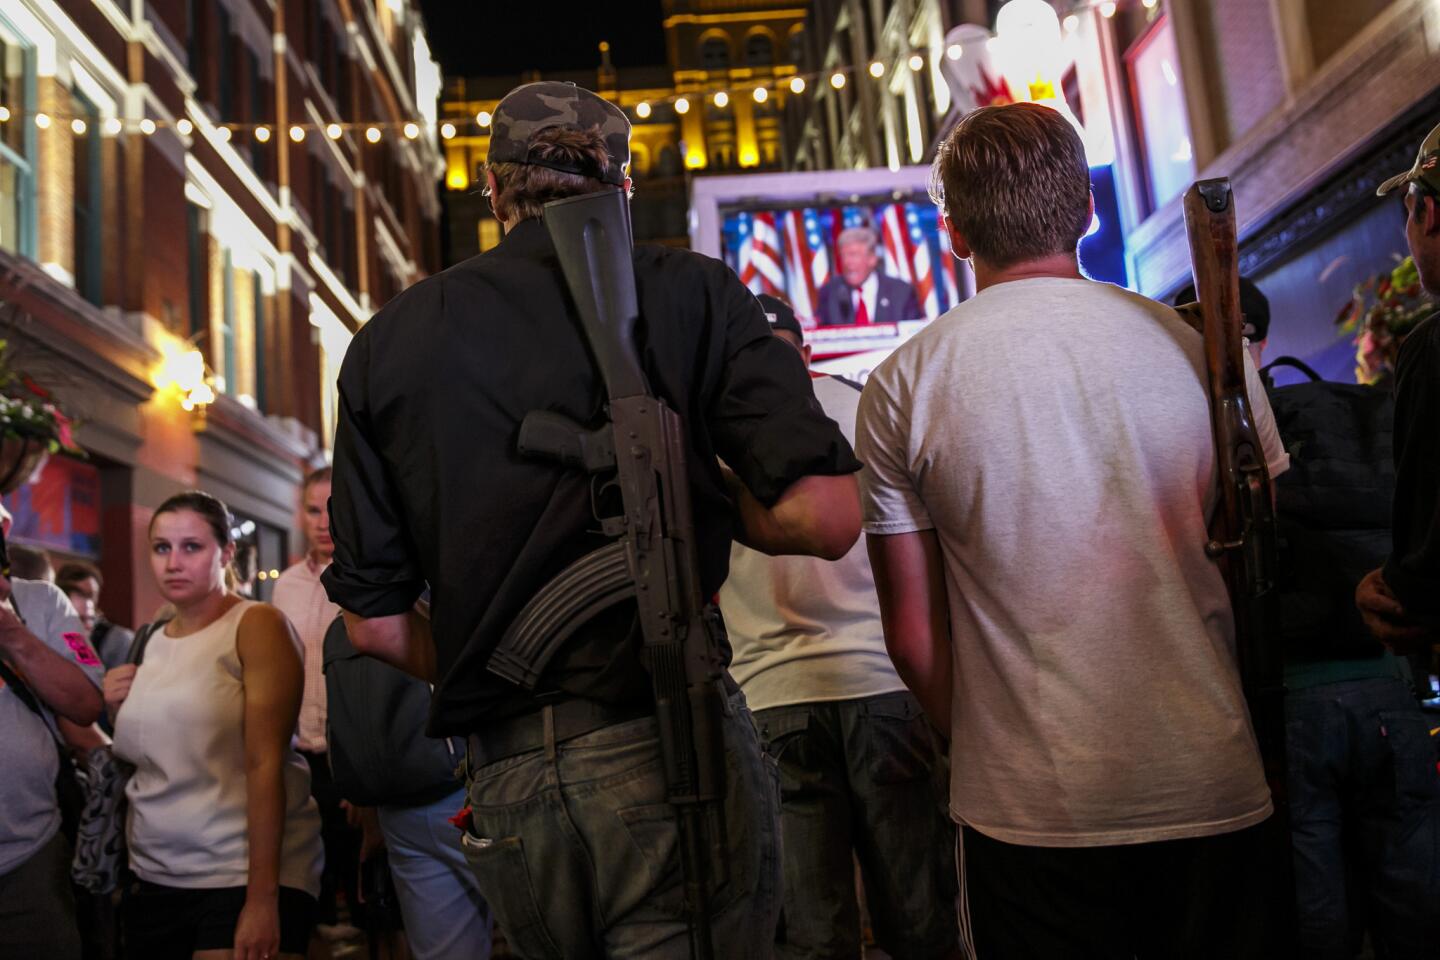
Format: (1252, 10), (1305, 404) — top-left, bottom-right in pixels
(122, 880), (316, 959)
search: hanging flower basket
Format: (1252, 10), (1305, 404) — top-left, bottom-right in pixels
(0, 435), (49, 496)
(0, 335), (84, 494)
(1335, 256), (1436, 385)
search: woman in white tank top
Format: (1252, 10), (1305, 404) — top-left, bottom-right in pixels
(105, 491), (322, 960)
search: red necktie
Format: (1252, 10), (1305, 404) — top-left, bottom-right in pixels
(853, 289), (870, 326)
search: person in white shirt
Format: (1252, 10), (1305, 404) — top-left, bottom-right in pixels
(856, 102), (1291, 958)
(105, 490), (322, 959)
(270, 466), (359, 941)
(721, 295), (958, 960)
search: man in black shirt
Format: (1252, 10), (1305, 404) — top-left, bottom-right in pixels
(322, 81), (862, 958)
(1358, 121), (1440, 653)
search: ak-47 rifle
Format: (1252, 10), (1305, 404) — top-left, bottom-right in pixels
(486, 188), (728, 960)
(1182, 178), (1294, 934)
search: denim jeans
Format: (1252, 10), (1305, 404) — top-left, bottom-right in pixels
(756, 691), (958, 959)
(1287, 676), (1440, 958)
(460, 690), (782, 959)
(377, 787), (493, 960)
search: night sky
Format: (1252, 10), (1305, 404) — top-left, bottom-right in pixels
(417, 0), (669, 77)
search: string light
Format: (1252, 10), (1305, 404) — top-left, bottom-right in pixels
(674, 96), (690, 114)
(909, 54), (925, 71)
(1100, 1), (1117, 16)
(790, 76), (806, 94)
(1142, 0), (1158, 6)
(218, 126), (232, 141)
(946, 44), (963, 60)
(70, 117), (86, 134)
(366, 126), (381, 143)
(177, 117), (193, 135)
(103, 117), (121, 135)
(636, 101), (651, 119)
(141, 118), (157, 135)
(1064, 14), (1080, 31)
(254, 125), (271, 142)
(327, 122), (342, 139)
(440, 121), (456, 139)
(34, 112), (51, 129)
(868, 60), (885, 78)
(713, 91), (729, 108)
(289, 124), (305, 142)
(476, 110), (491, 127)
(752, 86), (767, 103)
(0, 106), (8, 122)
(830, 71), (846, 89)
(403, 121), (419, 139)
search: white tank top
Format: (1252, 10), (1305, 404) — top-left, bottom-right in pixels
(112, 600), (323, 895)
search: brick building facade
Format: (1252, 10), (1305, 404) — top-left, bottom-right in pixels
(0, 0), (442, 624)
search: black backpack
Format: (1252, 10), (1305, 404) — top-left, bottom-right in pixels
(1264, 357), (1395, 662)
(322, 615), (460, 807)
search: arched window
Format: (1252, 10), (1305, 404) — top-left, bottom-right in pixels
(700, 36), (731, 71)
(745, 33), (774, 67)
(656, 146), (680, 176)
(787, 28), (806, 66)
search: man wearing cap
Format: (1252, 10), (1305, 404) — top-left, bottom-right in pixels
(322, 81), (862, 959)
(1358, 124), (1440, 653)
(720, 294), (959, 960)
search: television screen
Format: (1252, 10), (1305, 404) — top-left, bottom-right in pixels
(721, 195), (970, 363)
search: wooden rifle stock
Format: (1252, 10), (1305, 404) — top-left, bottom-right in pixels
(1182, 179), (1294, 944)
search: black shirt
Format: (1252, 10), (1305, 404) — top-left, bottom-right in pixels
(1383, 311), (1440, 618)
(322, 218), (860, 734)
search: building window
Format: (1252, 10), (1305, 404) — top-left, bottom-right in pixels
(0, 20), (36, 259)
(1124, 14), (1195, 213)
(186, 203), (207, 336)
(252, 272), (266, 412)
(71, 89), (103, 305)
(701, 36), (731, 71)
(217, 4), (233, 119)
(221, 249), (236, 394)
(745, 34), (775, 67)
(787, 28), (805, 66)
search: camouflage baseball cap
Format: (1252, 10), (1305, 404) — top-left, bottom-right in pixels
(489, 81), (631, 186)
(1376, 120), (1440, 197)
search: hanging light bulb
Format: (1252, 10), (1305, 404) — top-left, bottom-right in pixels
(476, 110), (491, 127)
(103, 116), (122, 135)
(139, 118), (156, 135)
(366, 126), (381, 143)
(70, 118), (87, 135)
(254, 125), (271, 142)
(790, 76), (806, 94)
(176, 117), (193, 135)
(714, 91), (729, 107)
(218, 125), (233, 142)
(831, 71), (846, 89)
(946, 43), (963, 60)
(0, 106), (9, 122)
(440, 121), (456, 139)
(34, 112), (51, 129)
(674, 96), (690, 114)
(908, 54), (925, 71)
(868, 60), (885, 78)
(289, 124), (305, 142)
(1100, 1), (1117, 17)
(752, 86), (768, 103)
(327, 122), (343, 139)
(1143, 0), (1159, 7)
(1064, 14), (1080, 32)
(403, 122), (420, 139)
(636, 101), (652, 119)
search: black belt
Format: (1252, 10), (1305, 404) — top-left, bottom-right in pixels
(466, 697), (653, 768)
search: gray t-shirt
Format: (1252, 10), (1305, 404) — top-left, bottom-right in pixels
(0, 578), (100, 875)
(856, 277), (1289, 847)
(721, 376), (908, 712)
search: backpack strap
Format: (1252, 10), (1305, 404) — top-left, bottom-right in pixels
(1261, 355), (1323, 382)
(128, 618), (171, 667)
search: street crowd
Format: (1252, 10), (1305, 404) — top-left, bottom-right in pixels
(0, 82), (1437, 960)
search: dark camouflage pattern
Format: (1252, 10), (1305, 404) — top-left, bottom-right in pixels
(489, 81), (631, 186)
(1377, 120), (1440, 197)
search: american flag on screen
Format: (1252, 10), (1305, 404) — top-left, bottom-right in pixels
(779, 209), (830, 320)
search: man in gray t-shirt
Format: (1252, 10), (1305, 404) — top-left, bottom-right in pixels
(0, 497), (104, 960)
(857, 103), (1289, 957)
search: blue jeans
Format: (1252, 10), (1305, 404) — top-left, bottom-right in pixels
(460, 690), (782, 959)
(756, 692), (958, 959)
(1287, 676), (1440, 958)
(376, 788), (493, 960)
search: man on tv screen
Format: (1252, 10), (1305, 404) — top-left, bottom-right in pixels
(818, 226), (921, 327)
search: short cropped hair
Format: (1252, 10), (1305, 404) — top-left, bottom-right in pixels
(929, 102), (1092, 269)
(55, 560), (102, 593)
(303, 465), (332, 491)
(489, 126), (621, 223)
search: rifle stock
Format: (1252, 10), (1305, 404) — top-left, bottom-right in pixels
(1182, 178), (1294, 945)
(488, 189), (726, 960)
